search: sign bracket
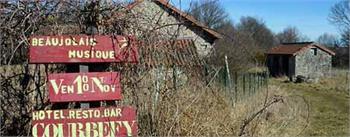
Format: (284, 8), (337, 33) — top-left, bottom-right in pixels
(79, 64), (90, 108)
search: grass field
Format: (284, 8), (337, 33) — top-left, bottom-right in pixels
(270, 70), (350, 136)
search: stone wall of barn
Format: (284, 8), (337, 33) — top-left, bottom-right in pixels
(128, 0), (213, 57)
(295, 47), (332, 79)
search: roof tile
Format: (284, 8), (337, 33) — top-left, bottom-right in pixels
(266, 42), (335, 56)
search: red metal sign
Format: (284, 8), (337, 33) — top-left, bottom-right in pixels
(31, 106), (137, 137)
(29, 35), (138, 63)
(48, 72), (121, 102)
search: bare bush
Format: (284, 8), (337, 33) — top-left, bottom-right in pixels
(276, 26), (309, 43)
(187, 0), (229, 29)
(328, 0), (350, 46)
(127, 80), (310, 136)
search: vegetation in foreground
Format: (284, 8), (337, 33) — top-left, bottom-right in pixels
(1, 64), (348, 136)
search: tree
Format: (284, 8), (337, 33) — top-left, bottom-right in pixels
(187, 0), (229, 29)
(216, 20), (235, 35)
(236, 16), (276, 50)
(187, 1), (266, 69)
(316, 33), (340, 47)
(210, 17), (275, 70)
(329, 0), (350, 29)
(340, 29), (350, 46)
(276, 26), (309, 43)
(329, 0), (350, 46)
(211, 21), (259, 70)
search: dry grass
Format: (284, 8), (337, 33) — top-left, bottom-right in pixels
(270, 69), (350, 136)
(134, 81), (310, 136)
(1, 65), (312, 136)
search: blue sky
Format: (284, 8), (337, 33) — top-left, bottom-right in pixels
(171, 0), (341, 41)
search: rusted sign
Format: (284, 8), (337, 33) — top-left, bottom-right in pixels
(48, 72), (121, 102)
(29, 35), (138, 63)
(32, 106), (137, 137)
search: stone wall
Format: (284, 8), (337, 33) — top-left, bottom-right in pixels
(128, 0), (213, 57)
(295, 47), (332, 79)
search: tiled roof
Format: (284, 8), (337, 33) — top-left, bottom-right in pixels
(126, 0), (222, 40)
(266, 42), (335, 56)
(138, 39), (203, 67)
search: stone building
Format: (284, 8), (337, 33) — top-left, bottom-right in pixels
(266, 42), (335, 81)
(126, 0), (221, 58)
(119, 0), (222, 93)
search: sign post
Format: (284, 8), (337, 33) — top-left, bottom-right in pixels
(79, 65), (91, 108)
(48, 72), (122, 102)
(29, 35), (138, 63)
(31, 107), (138, 137)
(29, 35), (139, 136)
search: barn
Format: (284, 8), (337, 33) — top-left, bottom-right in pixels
(122, 0), (222, 86)
(266, 42), (335, 81)
(126, 0), (221, 58)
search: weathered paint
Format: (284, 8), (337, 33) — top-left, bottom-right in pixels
(48, 72), (122, 102)
(32, 107), (137, 137)
(29, 35), (138, 63)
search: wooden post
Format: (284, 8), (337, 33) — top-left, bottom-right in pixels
(256, 73), (258, 93)
(259, 73), (262, 89)
(248, 73), (251, 96)
(260, 73), (262, 89)
(243, 73), (246, 98)
(260, 73), (264, 89)
(224, 55), (231, 90)
(79, 65), (90, 108)
(252, 73), (255, 94)
(152, 66), (162, 119)
(266, 71), (269, 89)
(253, 73), (256, 94)
(264, 71), (269, 105)
(224, 55), (234, 104)
(234, 72), (238, 103)
(173, 65), (177, 90)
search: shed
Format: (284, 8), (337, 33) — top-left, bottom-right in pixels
(266, 42), (335, 80)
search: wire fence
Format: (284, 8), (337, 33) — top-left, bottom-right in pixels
(208, 66), (269, 104)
